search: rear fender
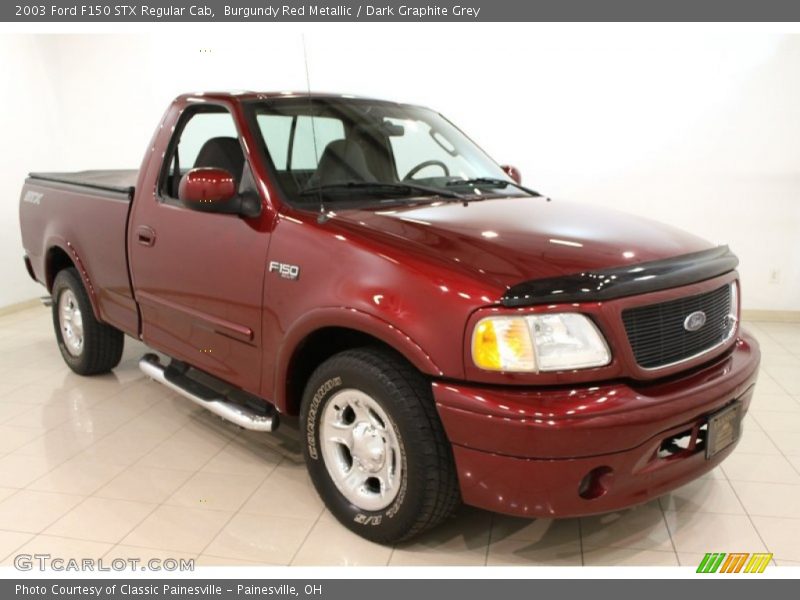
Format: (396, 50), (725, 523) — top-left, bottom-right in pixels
(46, 239), (103, 322)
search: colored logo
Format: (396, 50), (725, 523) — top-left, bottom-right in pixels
(696, 552), (773, 573)
(683, 310), (707, 332)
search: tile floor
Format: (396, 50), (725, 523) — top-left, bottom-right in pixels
(0, 306), (799, 567)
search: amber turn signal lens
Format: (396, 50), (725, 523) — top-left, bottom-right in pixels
(471, 317), (536, 372)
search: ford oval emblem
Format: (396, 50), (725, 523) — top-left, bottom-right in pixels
(684, 311), (707, 332)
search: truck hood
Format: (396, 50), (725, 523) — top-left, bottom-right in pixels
(333, 196), (713, 292)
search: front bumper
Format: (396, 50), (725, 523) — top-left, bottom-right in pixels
(433, 331), (760, 518)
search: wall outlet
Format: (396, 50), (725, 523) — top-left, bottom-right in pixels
(769, 269), (781, 285)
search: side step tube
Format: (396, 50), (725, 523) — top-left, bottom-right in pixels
(40, 296), (53, 307)
(139, 354), (276, 432)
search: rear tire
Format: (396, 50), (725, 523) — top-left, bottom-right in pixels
(300, 347), (460, 544)
(52, 267), (124, 375)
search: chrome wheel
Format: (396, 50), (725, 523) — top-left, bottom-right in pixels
(58, 289), (84, 356)
(320, 389), (403, 511)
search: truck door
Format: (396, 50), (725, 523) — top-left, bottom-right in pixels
(128, 104), (269, 394)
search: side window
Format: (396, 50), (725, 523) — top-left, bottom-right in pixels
(162, 109), (241, 200)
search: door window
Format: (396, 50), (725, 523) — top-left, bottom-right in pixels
(162, 108), (242, 200)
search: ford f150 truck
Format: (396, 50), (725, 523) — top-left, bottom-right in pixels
(19, 92), (760, 543)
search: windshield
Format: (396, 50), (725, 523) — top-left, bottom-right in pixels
(245, 97), (529, 207)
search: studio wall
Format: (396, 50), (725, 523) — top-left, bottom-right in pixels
(2, 27), (797, 310)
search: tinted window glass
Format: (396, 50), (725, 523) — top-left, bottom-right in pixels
(257, 114), (292, 169)
(162, 108), (241, 200)
(248, 98), (523, 207)
(387, 117), (476, 180)
(178, 112), (238, 168)
(289, 116), (345, 170)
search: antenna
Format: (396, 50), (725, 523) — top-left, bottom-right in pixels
(301, 34), (328, 224)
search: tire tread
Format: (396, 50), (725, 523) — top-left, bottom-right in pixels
(52, 268), (124, 375)
(304, 347), (460, 543)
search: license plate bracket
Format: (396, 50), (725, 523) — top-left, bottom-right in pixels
(706, 401), (742, 459)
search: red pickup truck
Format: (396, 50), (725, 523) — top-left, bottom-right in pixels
(19, 92), (759, 543)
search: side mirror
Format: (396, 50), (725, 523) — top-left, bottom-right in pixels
(501, 165), (522, 185)
(178, 168), (260, 218)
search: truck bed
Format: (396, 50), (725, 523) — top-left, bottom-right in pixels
(29, 170), (137, 197)
(20, 170), (139, 337)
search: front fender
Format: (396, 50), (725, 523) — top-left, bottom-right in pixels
(272, 306), (444, 411)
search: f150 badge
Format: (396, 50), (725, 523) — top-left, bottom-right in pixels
(269, 261), (300, 280)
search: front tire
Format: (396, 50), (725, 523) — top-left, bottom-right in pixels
(52, 268), (124, 375)
(300, 348), (460, 544)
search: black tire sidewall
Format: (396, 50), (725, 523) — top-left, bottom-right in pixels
(52, 269), (91, 372)
(301, 356), (428, 542)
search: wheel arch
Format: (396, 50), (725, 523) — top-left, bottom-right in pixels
(45, 242), (102, 321)
(45, 245), (73, 291)
(275, 308), (443, 416)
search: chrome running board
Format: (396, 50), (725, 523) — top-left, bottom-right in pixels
(139, 353), (277, 432)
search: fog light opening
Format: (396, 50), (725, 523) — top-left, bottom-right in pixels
(658, 428), (694, 459)
(578, 466), (614, 500)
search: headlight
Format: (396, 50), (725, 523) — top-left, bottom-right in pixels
(471, 313), (611, 372)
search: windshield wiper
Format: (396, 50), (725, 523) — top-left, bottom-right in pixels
(300, 181), (464, 200)
(446, 177), (541, 197)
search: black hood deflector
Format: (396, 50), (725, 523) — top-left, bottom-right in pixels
(502, 246), (738, 307)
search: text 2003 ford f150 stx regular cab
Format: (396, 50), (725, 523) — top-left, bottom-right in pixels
(19, 92), (760, 543)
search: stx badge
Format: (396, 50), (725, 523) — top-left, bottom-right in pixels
(23, 191), (43, 205)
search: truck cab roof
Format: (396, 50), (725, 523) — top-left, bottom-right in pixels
(173, 91), (413, 106)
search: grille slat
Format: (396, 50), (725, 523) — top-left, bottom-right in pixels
(622, 284), (734, 369)
(631, 324), (728, 344)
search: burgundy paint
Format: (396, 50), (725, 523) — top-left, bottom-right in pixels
(178, 167), (237, 204)
(501, 164), (522, 184)
(19, 92), (761, 519)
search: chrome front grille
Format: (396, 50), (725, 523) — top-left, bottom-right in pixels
(622, 283), (735, 369)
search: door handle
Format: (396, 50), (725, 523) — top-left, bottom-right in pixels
(136, 225), (156, 247)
